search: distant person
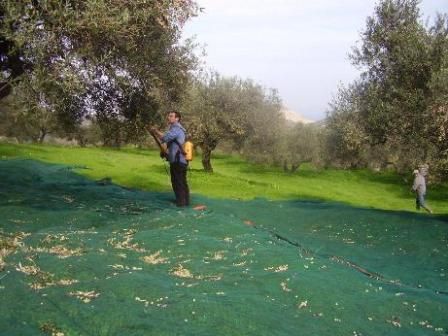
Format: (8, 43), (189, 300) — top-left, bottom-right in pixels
(150, 111), (190, 207)
(412, 169), (432, 213)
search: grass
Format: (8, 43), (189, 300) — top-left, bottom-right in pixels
(1, 142), (447, 214)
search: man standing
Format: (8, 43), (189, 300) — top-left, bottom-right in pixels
(151, 111), (190, 207)
(412, 168), (432, 213)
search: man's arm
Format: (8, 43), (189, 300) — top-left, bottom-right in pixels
(147, 126), (164, 140)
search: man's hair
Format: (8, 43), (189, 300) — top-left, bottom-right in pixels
(168, 110), (181, 121)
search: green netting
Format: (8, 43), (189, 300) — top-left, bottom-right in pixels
(1, 159), (447, 336)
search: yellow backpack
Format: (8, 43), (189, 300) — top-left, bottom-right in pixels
(183, 140), (193, 161)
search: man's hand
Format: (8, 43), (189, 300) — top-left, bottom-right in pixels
(147, 125), (163, 139)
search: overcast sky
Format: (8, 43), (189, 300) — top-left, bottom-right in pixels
(182, 0), (447, 121)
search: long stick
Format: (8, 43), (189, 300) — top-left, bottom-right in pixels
(148, 128), (168, 160)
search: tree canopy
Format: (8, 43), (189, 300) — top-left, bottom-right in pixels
(181, 72), (282, 172)
(0, 0), (199, 143)
(327, 0), (448, 178)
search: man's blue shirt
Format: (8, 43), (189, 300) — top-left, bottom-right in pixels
(162, 122), (187, 164)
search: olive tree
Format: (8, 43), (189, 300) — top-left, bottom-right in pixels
(0, 0), (199, 143)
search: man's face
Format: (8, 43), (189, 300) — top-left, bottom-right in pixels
(167, 112), (178, 124)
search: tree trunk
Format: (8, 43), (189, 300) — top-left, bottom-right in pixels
(290, 163), (300, 173)
(201, 144), (214, 172)
(38, 129), (47, 143)
(283, 160), (301, 173)
(283, 160), (289, 172)
(76, 133), (86, 147)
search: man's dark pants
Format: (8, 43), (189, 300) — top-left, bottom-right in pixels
(170, 162), (190, 206)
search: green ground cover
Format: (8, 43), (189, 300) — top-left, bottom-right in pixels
(0, 158), (447, 336)
(0, 143), (446, 213)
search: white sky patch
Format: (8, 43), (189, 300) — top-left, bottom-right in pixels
(184, 0), (448, 121)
